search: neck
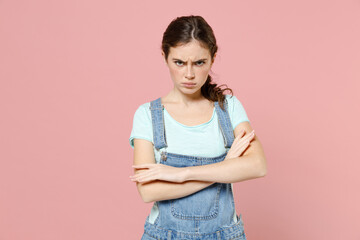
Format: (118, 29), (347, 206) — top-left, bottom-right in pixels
(166, 87), (205, 106)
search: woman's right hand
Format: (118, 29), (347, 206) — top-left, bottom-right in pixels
(225, 129), (255, 160)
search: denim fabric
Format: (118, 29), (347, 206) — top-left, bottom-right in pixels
(141, 97), (247, 240)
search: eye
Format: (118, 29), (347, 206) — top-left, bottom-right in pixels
(174, 61), (184, 66)
(196, 61), (205, 66)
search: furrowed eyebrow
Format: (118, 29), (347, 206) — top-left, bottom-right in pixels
(171, 58), (208, 62)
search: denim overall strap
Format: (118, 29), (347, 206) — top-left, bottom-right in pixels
(214, 98), (234, 149)
(149, 97), (168, 150)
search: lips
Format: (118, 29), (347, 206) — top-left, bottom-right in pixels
(182, 82), (196, 88)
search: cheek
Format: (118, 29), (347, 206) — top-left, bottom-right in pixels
(169, 67), (183, 77)
(197, 67), (211, 77)
(198, 68), (209, 75)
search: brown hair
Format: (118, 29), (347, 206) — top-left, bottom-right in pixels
(161, 15), (233, 111)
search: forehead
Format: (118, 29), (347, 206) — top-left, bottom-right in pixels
(169, 40), (211, 59)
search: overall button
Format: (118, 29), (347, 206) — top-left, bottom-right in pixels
(161, 151), (167, 161)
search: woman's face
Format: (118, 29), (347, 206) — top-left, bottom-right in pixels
(162, 40), (216, 96)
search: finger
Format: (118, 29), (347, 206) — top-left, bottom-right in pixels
(237, 129), (246, 137)
(246, 131), (255, 143)
(235, 130), (254, 143)
(130, 175), (146, 182)
(249, 133), (255, 142)
(130, 169), (156, 181)
(232, 131), (254, 148)
(234, 130), (246, 141)
(236, 129), (245, 136)
(130, 170), (151, 179)
(136, 178), (154, 184)
(239, 141), (250, 153)
(132, 164), (150, 168)
(231, 138), (251, 155)
(240, 130), (255, 142)
(233, 143), (248, 156)
(236, 139), (250, 149)
(129, 172), (143, 178)
(135, 174), (156, 183)
(132, 164), (154, 169)
(130, 175), (142, 182)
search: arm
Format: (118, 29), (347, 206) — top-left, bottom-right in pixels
(136, 180), (215, 203)
(132, 138), (215, 203)
(185, 121), (267, 183)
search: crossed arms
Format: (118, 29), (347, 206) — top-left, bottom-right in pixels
(131, 121), (267, 203)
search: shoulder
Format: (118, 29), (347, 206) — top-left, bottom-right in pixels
(224, 94), (250, 129)
(224, 94), (245, 107)
(224, 93), (238, 101)
(129, 101), (154, 149)
(224, 94), (238, 108)
(133, 102), (151, 118)
(224, 94), (233, 102)
(131, 102), (153, 128)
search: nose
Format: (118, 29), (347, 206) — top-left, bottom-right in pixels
(185, 64), (195, 79)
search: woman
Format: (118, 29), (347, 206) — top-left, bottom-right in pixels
(129, 15), (267, 240)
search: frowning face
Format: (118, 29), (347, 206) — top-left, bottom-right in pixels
(162, 39), (216, 96)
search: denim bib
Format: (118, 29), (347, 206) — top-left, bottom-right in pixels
(141, 97), (247, 240)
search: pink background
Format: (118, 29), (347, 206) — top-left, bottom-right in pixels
(0, 0), (359, 239)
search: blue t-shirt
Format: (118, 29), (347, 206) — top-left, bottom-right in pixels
(129, 94), (250, 163)
(129, 94), (250, 224)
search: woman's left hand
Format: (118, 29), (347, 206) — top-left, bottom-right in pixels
(130, 164), (187, 183)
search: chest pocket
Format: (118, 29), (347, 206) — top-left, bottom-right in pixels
(160, 154), (225, 220)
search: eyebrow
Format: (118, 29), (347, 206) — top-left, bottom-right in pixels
(171, 58), (208, 62)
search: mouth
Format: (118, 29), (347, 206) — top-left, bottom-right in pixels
(182, 82), (196, 87)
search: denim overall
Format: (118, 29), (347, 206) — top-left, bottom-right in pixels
(141, 97), (247, 240)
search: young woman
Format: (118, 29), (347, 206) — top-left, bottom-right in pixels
(129, 15), (267, 240)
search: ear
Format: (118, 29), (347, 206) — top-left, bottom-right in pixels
(161, 51), (167, 64)
(211, 53), (217, 65)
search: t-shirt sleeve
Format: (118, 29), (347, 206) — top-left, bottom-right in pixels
(129, 104), (153, 149)
(227, 95), (250, 130)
